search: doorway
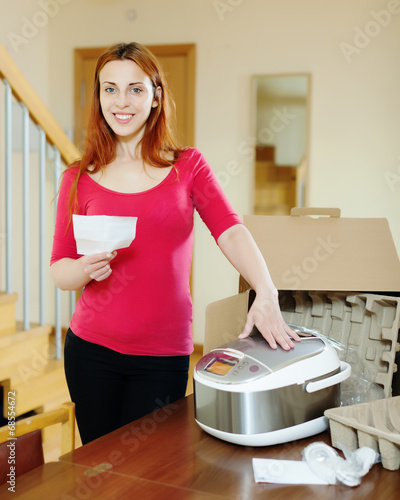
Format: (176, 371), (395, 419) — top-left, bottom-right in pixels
(73, 43), (196, 152)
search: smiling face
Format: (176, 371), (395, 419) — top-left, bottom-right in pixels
(99, 59), (159, 144)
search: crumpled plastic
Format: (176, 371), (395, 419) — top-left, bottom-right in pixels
(339, 348), (385, 406)
(302, 441), (380, 487)
(288, 324), (386, 405)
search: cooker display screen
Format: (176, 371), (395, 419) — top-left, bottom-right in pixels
(206, 358), (235, 376)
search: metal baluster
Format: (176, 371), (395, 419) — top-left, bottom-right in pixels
(54, 148), (62, 359)
(70, 290), (76, 318)
(39, 127), (46, 325)
(4, 80), (12, 294)
(21, 103), (30, 331)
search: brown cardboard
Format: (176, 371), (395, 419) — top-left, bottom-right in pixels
(203, 290), (250, 354)
(278, 290), (400, 397)
(243, 208), (400, 292)
(203, 208), (400, 396)
(325, 397), (400, 470)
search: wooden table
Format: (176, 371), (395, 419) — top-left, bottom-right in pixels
(2, 395), (399, 499)
(0, 460), (224, 499)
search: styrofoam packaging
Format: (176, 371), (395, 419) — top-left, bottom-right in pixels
(324, 396), (400, 471)
(279, 290), (400, 398)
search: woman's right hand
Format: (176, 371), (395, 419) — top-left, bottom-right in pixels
(80, 251), (117, 282)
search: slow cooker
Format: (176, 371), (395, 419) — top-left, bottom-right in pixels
(193, 330), (351, 446)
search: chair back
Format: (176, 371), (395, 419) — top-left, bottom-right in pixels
(0, 401), (75, 484)
(0, 430), (44, 484)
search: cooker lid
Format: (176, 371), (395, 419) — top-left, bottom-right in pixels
(217, 332), (325, 372)
(195, 330), (328, 385)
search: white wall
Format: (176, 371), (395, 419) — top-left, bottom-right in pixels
(0, 0), (50, 104)
(2, 0), (400, 344)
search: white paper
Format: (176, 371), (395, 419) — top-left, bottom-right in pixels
(252, 458), (329, 485)
(73, 214), (138, 255)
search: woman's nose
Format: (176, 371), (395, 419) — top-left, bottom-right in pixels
(116, 92), (129, 108)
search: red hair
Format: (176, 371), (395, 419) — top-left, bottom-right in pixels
(66, 42), (183, 216)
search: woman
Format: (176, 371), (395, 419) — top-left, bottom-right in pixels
(51, 42), (300, 444)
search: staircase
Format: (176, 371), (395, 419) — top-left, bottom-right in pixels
(0, 44), (82, 459)
(0, 295), (76, 459)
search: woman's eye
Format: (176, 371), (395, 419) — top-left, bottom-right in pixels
(130, 87), (142, 94)
(105, 87), (116, 93)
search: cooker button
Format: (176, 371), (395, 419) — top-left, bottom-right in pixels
(249, 365), (259, 373)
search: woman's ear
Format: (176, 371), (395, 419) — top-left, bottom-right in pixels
(152, 86), (162, 107)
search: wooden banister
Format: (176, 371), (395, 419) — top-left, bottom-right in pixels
(0, 43), (81, 166)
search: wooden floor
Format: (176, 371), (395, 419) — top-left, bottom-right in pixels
(44, 347), (203, 462)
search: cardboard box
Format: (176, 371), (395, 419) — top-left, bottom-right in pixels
(324, 397), (400, 470)
(204, 208), (400, 397)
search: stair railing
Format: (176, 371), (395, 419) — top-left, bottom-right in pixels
(0, 43), (80, 358)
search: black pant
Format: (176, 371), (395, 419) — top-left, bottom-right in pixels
(64, 329), (189, 444)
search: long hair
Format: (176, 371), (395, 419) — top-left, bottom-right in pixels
(66, 42), (182, 216)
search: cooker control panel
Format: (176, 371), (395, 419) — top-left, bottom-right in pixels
(195, 351), (271, 384)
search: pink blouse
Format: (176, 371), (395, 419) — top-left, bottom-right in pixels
(51, 148), (242, 356)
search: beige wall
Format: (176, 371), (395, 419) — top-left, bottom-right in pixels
(2, 0), (400, 344)
(0, 0), (50, 104)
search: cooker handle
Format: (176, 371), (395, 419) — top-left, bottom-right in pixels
(305, 361), (351, 393)
(290, 207), (341, 218)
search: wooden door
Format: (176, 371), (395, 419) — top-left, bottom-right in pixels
(74, 44), (196, 152)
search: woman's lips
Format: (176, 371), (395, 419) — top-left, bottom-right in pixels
(114, 113), (133, 124)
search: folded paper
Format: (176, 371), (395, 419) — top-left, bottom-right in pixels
(73, 214), (138, 255)
(252, 458), (329, 485)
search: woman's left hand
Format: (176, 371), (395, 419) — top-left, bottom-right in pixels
(238, 292), (301, 350)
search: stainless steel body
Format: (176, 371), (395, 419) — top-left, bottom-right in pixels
(194, 332), (347, 439)
(194, 368), (339, 435)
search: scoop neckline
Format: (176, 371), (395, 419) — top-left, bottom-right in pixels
(84, 162), (177, 196)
